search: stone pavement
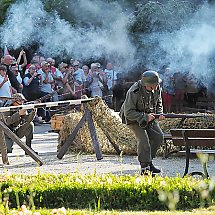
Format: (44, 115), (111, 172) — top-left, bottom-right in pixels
(0, 124), (214, 178)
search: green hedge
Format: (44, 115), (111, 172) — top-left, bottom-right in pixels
(1, 173), (215, 211)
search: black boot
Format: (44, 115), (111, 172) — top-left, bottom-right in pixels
(140, 164), (155, 177)
(150, 163), (161, 173)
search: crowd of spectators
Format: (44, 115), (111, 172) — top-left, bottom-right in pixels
(0, 51), (118, 124)
(159, 66), (207, 113)
(0, 50), (211, 126)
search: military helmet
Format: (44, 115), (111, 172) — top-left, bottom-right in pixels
(141, 70), (161, 86)
(12, 93), (26, 101)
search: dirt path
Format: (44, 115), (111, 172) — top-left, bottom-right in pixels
(0, 124), (214, 178)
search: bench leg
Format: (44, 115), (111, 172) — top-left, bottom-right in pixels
(163, 139), (168, 158)
(202, 161), (209, 179)
(183, 143), (190, 177)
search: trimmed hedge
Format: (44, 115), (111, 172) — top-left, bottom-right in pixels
(1, 173), (215, 211)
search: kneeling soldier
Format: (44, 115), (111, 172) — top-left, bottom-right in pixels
(4, 93), (38, 155)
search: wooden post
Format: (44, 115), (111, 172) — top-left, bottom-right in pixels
(0, 121), (43, 166)
(85, 109), (103, 160)
(0, 129), (9, 165)
(57, 112), (87, 159)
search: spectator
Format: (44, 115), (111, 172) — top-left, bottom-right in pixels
(3, 55), (22, 93)
(11, 64), (23, 87)
(47, 57), (59, 76)
(88, 63), (103, 97)
(23, 65), (43, 101)
(173, 71), (187, 113)
(82, 65), (91, 97)
(161, 68), (175, 113)
(37, 61), (55, 122)
(73, 61), (86, 98)
(26, 54), (41, 70)
(103, 62), (117, 107)
(0, 65), (12, 105)
(16, 49), (27, 75)
(53, 62), (75, 100)
(185, 74), (200, 108)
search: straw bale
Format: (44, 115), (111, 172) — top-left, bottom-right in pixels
(58, 97), (215, 155)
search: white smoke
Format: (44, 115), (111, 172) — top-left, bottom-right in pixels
(140, 3), (215, 89)
(0, 0), (135, 68)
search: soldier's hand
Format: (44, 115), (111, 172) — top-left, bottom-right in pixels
(19, 109), (26, 116)
(158, 114), (165, 121)
(147, 113), (155, 122)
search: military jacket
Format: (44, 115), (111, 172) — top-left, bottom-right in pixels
(120, 80), (163, 127)
(2, 110), (36, 131)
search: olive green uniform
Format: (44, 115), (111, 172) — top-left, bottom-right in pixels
(120, 80), (164, 167)
(1, 110), (36, 153)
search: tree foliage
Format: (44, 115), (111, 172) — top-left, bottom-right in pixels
(0, 0), (16, 24)
(129, 0), (202, 33)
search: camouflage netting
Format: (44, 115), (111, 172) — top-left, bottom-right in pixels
(58, 97), (215, 155)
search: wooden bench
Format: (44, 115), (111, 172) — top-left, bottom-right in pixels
(170, 129), (215, 178)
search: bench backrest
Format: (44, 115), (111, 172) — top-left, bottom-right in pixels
(170, 129), (215, 147)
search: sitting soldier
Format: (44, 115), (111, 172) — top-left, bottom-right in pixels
(4, 93), (38, 155)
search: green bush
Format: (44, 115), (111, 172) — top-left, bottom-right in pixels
(0, 173), (215, 211)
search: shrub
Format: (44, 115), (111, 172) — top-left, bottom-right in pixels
(0, 173), (215, 211)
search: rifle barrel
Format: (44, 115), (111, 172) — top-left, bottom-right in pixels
(153, 113), (205, 118)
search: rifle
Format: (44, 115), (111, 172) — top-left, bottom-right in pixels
(0, 96), (17, 101)
(153, 113), (206, 119)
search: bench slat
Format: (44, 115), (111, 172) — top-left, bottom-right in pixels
(172, 138), (215, 147)
(170, 129), (215, 138)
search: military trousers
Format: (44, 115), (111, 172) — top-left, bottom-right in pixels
(128, 120), (164, 167)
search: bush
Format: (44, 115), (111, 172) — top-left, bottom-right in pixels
(1, 173), (215, 211)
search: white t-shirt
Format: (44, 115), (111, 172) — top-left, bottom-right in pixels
(0, 75), (12, 97)
(16, 72), (22, 84)
(54, 70), (64, 88)
(38, 69), (53, 93)
(104, 69), (117, 90)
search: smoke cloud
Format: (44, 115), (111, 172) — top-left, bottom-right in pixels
(139, 2), (215, 89)
(0, 0), (135, 68)
(1, 0), (215, 90)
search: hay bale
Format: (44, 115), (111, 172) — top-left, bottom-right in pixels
(58, 111), (122, 154)
(58, 97), (215, 155)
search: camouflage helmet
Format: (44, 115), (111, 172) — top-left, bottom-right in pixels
(141, 71), (161, 86)
(12, 93), (26, 101)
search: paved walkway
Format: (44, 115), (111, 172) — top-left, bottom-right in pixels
(0, 124), (214, 178)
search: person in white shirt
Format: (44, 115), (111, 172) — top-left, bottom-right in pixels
(104, 63), (117, 107)
(0, 65), (12, 106)
(0, 65), (12, 97)
(73, 61), (86, 98)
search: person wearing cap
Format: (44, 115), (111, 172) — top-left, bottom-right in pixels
(72, 61), (86, 98)
(120, 71), (165, 176)
(53, 62), (75, 100)
(37, 61), (54, 122)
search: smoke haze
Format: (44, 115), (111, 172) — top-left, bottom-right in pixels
(0, 0), (135, 68)
(140, 2), (215, 89)
(1, 0), (215, 89)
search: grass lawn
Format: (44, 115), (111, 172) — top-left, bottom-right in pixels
(7, 205), (215, 215)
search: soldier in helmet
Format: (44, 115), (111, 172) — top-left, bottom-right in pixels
(120, 71), (165, 176)
(3, 93), (38, 155)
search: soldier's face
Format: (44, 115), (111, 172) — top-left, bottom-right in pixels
(145, 84), (158, 91)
